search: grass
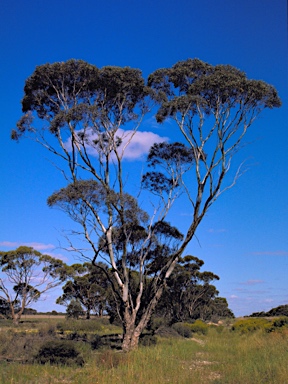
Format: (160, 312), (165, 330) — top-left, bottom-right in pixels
(0, 317), (287, 383)
(205, 329), (288, 383)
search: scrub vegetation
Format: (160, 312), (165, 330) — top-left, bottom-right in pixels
(0, 315), (287, 383)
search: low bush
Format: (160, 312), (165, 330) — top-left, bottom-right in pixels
(148, 317), (169, 332)
(0, 331), (53, 362)
(139, 334), (157, 347)
(231, 318), (271, 334)
(172, 320), (209, 337)
(35, 340), (84, 366)
(154, 325), (181, 338)
(66, 330), (88, 341)
(90, 334), (104, 350)
(172, 323), (192, 338)
(188, 319), (209, 335)
(56, 317), (114, 335)
(266, 316), (288, 332)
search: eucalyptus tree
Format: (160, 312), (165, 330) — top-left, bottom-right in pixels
(0, 246), (66, 324)
(153, 255), (221, 323)
(12, 59), (280, 350)
(56, 262), (110, 319)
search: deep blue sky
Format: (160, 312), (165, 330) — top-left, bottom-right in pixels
(0, 0), (287, 316)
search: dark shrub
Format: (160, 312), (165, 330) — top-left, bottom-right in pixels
(172, 323), (192, 338)
(35, 340), (84, 366)
(148, 317), (169, 332)
(139, 334), (157, 347)
(272, 316), (288, 328)
(155, 325), (181, 338)
(266, 316), (288, 332)
(66, 331), (87, 341)
(90, 334), (104, 350)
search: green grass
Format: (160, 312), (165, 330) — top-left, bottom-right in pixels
(205, 328), (288, 383)
(0, 318), (287, 383)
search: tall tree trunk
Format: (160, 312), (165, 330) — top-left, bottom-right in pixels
(121, 286), (165, 351)
(122, 326), (141, 352)
(9, 302), (21, 325)
(121, 309), (138, 352)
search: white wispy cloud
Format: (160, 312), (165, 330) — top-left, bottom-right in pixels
(207, 228), (227, 233)
(0, 241), (55, 250)
(240, 279), (265, 286)
(251, 250), (288, 256)
(115, 130), (168, 161)
(0, 241), (69, 262)
(263, 298), (274, 303)
(65, 128), (168, 161)
(46, 252), (68, 262)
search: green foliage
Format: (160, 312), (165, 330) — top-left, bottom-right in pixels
(56, 317), (114, 334)
(231, 318), (271, 334)
(90, 334), (103, 350)
(90, 333), (123, 350)
(267, 305), (288, 317)
(148, 316), (169, 332)
(172, 320), (209, 337)
(139, 334), (157, 347)
(188, 319), (209, 335)
(154, 325), (181, 338)
(172, 322), (192, 338)
(56, 262), (111, 318)
(66, 299), (84, 319)
(35, 340), (84, 366)
(154, 256), (231, 324)
(249, 304), (288, 317)
(149, 58), (281, 117)
(266, 316), (288, 333)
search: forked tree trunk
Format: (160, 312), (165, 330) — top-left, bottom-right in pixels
(121, 286), (165, 352)
(11, 306), (23, 325)
(122, 326), (141, 352)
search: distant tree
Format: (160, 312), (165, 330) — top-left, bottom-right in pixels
(249, 304), (288, 318)
(51, 310), (58, 316)
(66, 299), (85, 319)
(23, 307), (37, 315)
(266, 304), (288, 317)
(153, 255), (223, 323)
(13, 59), (281, 350)
(56, 262), (110, 319)
(195, 297), (234, 322)
(0, 246), (66, 324)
